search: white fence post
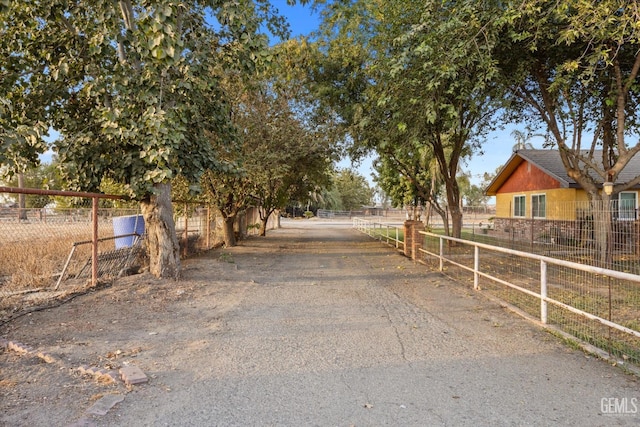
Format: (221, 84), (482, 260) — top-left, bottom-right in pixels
(474, 246), (479, 290)
(541, 260), (548, 324)
(354, 224), (640, 364)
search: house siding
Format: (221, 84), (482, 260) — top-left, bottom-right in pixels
(494, 158), (592, 221)
(497, 189), (627, 221)
(486, 150), (640, 253)
(496, 189), (582, 220)
(493, 191), (640, 252)
(497, 161), (562, 194)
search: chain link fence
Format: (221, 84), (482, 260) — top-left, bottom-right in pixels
(0, 187), (279, 320)
(0, 192), (141, 315)
(0, 204), (138, 283)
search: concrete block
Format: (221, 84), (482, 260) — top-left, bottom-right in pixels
(119, 365), (148, 386)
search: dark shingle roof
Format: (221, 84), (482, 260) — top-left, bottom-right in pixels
(485, 149), (640, 195)
(517, 150), (575, 185)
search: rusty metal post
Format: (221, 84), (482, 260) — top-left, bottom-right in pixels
(92, 197), (99, 287)
(183, 203), (188, 257)
(206, 206), (211, 249)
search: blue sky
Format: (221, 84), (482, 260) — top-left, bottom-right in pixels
(279, 2), (320, 37)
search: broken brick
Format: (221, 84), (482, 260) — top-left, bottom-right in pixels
(119, 365), (148, 386)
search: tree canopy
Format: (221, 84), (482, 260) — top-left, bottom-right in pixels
(307, 0), (501, 238)
(331, 168), (373, 211)
(200, 65), (334, 244)
(495, 0), (640, 197)
(493, 0), (640, 264)
(0, 0), (297, 277)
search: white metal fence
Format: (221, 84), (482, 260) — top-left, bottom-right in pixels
(316, 208), (403, 219)
(353, 217), (640, 372)
(475, 200), (640, 274)
(319, 205), (495, 223)
(353, 218), (405, 250)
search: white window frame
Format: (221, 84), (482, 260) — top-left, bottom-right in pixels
(531, 193), (546, 219)
(513, 195), (526, 218)
(618, 191), (637, 221)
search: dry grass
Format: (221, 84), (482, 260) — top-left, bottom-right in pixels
(0, 219), (118, 319)
(0, 224), (103, 288)
(1, 240), (69, 288)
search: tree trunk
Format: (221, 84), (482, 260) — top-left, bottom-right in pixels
(425, 202), (433, 227)
(428, 200), (449, 235)
(140, 182), (181, 279)
(443, 174), (463, 240)
(259, 215), (269, 237)
(222, 215), (237, 247)
(258, 207), (274, 237)
(441, 208), (450, 238)
(591, 195), (612, 268)
(449, 204), (463, 240)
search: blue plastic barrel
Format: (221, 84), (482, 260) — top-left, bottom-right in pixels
(113, 214), (145, 249)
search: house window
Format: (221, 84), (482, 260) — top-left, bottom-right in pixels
(618, 192), (637, 220)
(514, 195), (526, 217)
(532, 194), (546, 218)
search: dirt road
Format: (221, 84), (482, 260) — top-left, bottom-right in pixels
(1, 219), (638, 426)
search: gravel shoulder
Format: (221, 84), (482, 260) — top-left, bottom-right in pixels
(1, 219), (638, 426)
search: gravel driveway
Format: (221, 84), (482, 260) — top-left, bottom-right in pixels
(1, 219), (638, 426)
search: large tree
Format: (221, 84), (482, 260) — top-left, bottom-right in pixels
(0, 1), (290, 278)
(309, 0), (500, 239)
(383, 1), (501, 238)
(494, 0), (640, 264)
(457, 171), (489, 209)
(246, 42), (335, 235)
(201, 165), (251, 248)
(373, 139), (448, 228)
(247, 113), (333, 236)
(202, 44), (335, 243)
(331, 168), (373, 211)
